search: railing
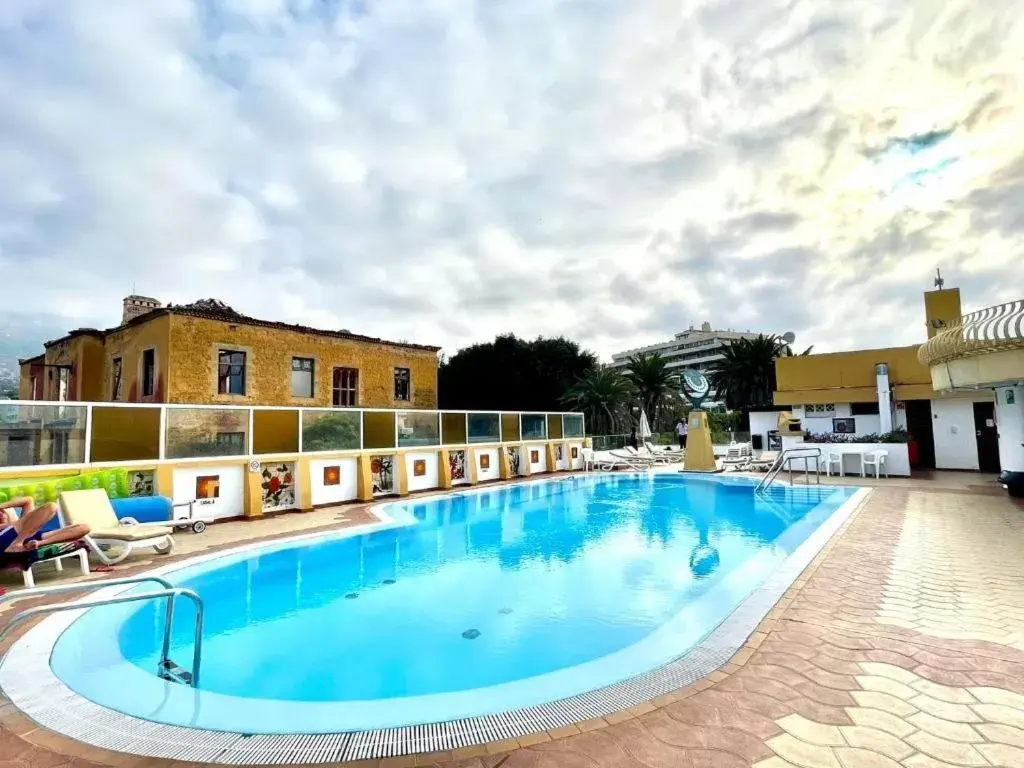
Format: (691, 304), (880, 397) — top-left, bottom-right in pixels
(755, 447), (822, 492)
(0, 576), (204, 686)
(0, 401), (586, 471)
(918, 299), (1024, 366)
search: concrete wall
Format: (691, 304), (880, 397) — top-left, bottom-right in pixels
(996, 385), (1024, 474)
(405, 451), (440, 493)
(309, 457), (359, 506)
(172, 464), (245, 520)
(526, 444), (548, 473)
(167, 315), (438, 408)
(780, 436), (911, 476)
(475, 447), (501, 482)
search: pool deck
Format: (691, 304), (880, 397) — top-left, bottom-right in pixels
(4, 472), (1024, 767)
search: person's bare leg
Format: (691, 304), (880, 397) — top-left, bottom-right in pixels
(29, 524), (90, 550)
(7, 499), (59, 551)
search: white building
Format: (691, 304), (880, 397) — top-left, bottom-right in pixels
(609, 322), (783, 407)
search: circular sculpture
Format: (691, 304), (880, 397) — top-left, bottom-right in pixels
(681, 369), (711, 409)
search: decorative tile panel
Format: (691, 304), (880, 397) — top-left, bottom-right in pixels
(127, 470), (155, 497)
(261, 463), (296, 511)
(371, 455), (395, 495)
(505, 446), (521, 475)
(449, 449), (467, 481)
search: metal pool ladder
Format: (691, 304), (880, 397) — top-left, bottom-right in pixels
(755, 447), (823, 493)
(0, 576), (204, 687)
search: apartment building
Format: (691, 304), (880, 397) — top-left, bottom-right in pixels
(609, 322), (784, 406)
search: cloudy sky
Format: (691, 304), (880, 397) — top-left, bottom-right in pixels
(1, 0), (1021, 361)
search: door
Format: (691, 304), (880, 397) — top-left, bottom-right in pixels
(973, 402), (1001, 473)
(904, 400), (935, 469)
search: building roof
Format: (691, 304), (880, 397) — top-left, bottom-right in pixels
(122, 298), (442, 352)
(42, 328), (105, 348)
(18, 353), (44, 366)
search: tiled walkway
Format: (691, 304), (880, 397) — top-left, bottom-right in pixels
(3, 480), (1024, 767)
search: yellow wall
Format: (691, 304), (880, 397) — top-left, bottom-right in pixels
(18, 358), (43, 399)
(166, 315), (438, 408)
(923, 288), (962, 339)
(41, 335), (105, 401)
(102, 315), (173, 402)
(775, 346), (931, 405)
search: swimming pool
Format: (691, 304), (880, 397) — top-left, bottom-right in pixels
(32, 474), (859, 739)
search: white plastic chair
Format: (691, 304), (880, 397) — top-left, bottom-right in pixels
(824, 450), (843, 477)
(863, 450), (889, 478)
(581, 447), (596, 471)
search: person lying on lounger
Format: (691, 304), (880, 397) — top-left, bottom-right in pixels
(0, 497), (90, 555)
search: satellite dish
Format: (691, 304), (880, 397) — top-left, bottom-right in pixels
(782, 331), (796, 344)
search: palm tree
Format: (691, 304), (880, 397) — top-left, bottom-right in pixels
(561, 367), (631, 435)
(708, 334), (810, 412)
(623, 353), (681, 429)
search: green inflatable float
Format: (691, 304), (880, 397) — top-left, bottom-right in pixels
(0, 467), (132, 505)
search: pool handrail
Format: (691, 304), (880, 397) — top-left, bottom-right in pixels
(755, 447), (823, 492)
(0, 577), (204, 687)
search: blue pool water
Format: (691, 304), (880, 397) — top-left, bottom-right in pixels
(49, 474), (858, 733)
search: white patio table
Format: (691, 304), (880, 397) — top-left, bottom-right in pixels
(823, 445), (875, 477)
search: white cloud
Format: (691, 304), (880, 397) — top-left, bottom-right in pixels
(0, 0), (1022, 360)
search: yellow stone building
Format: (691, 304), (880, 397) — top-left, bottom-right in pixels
(19, 296), (440, 409)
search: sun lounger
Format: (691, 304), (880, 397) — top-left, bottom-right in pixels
(1, 540), (90, 588)
(59, 489), (175, 565)
(748, 450), (782, 472)
(720, 443), (754, 471)
(595, 450), (651, 471)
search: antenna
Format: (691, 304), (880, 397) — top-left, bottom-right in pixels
(782, 331), (796, 344)
(934, 268), (944, 290)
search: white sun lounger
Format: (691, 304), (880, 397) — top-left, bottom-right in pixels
(59, 489), (175, 565)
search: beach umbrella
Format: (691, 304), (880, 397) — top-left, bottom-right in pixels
(638, 409), (653, 442)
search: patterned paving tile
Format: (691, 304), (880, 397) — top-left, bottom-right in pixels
(5, 483), (1024, 767)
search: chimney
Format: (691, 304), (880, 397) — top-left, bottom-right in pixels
(122, 295), (163, 324)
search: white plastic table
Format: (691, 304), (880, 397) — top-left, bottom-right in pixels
(824, 446), (874, 477)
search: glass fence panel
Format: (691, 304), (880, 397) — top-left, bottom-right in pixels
(253, 409), (300, 455)
(397, 411), (440, 448)
(90, 406), (161, 462)
(301, 410), (361, 452)
(563, 413), (585, 438)
(0, 403), (88, 468)
(521, 413), (547, 440)
(500, 413), (520, 442)
(468, 413), (500, 443)
(362, 411), (396, 450)
(441, 412), (467, 445)
(165, 408), (250, 459)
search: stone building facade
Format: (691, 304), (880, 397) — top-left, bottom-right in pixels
(19, 297), (440, 409)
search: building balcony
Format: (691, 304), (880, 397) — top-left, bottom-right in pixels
(918, 299), (1024, 390)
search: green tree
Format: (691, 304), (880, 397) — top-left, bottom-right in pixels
(622, 353), (681, 430)
(561, 367), (631, 435)
(439, 334), (598, 411)
(301, 412), (360, 452)
(708, 334), (811, 413)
